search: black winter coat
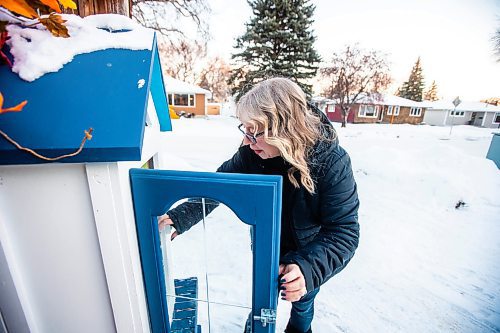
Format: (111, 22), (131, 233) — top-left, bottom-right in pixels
(168, 109), (360, 292)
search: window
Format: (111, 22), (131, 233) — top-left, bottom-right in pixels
(326, 104), (335, 113)
(494, 113), (500, 124)
(167, 93), (195, 107)
(387, 105), (400, 116)
(174, 94), (189, 106)
(410, 107), (422, 117)
(358, 104), (379, 118)
(450, 110), (465, 117)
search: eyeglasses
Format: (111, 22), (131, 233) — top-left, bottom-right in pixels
(237, 124), (265, 144)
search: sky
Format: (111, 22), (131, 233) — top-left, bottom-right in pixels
(206, 0), (500, 101)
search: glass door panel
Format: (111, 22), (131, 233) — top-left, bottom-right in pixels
(160, 198), (253, 332)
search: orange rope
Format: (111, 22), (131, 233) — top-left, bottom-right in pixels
(0, 128), (93, 161)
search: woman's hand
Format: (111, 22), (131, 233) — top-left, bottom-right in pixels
(278, 264), (307, 302)
(157, 214), (178, 240)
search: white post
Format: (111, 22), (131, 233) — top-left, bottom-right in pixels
(449, 96), (461, 136)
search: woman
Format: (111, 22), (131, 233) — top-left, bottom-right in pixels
(159, 77), (360, 333)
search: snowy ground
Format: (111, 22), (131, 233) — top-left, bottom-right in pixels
(158, 116), (500, 333)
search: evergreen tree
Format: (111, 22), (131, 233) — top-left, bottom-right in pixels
(423, 80), (439, 101)
(397, 57), (425, 101)
(229, 0), (321, 100)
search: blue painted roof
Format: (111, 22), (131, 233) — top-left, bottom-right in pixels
(0, 34), (171, 165)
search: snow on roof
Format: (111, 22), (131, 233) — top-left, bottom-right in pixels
(427, 100), (500, 113)
(164, 76), (212, 98)
(5, 14), (154, 82)
(311, 96), (336, 103)
(381, 95), (427, 108)
(355, 94), (427, 108)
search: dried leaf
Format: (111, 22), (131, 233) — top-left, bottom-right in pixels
(39, 0), (61, 13)
(0, 0), (38, 18)
(38, 13), (69, 38)
(0, 93), (27, 114)
(0, 30), (12, 67)
(57, 0), (76, 10)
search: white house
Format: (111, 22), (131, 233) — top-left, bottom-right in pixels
(423, 100), (500, 128)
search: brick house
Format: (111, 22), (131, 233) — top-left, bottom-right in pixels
(316, 95), (429, 125)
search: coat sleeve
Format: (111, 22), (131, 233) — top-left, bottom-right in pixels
(280, 149), (360, 292)
(167, 147), (249, 234)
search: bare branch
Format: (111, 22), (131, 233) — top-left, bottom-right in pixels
(131, 0), (210, 43)
(159, 39), (206, 83)
(319, 45), (391, 127)
(198, 56), (232, 102)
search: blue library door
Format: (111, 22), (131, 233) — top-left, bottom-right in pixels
(129, 169), (282, 333)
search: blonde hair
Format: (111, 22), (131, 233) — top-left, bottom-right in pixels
(236, 77), (327, 194)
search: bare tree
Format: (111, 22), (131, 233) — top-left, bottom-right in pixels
(494, 26), (500, 62)
(198, 56), (231, 102)
(131, 0), (210, 42)
(320, 45), (391, 127)
(159, 39), (206, 83)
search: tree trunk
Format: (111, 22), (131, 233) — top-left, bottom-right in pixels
(71, 0), (132, 17)
(341, 107), (349, 128)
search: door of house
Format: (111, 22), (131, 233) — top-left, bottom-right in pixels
(470, 112), (477, 125)
(129, 169), (282, 333)
(474, 112), (485, 126)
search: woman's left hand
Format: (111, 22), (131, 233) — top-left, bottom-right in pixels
(157, 214), (178, 240)
(278, 264), (307, 302)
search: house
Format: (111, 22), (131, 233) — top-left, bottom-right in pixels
(324, 94), (429, 125)
(310, 96), (336, 115)
(423, 100), (500, 128)
(164, 76), (212, 116)
(379, 95), (432, 125)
